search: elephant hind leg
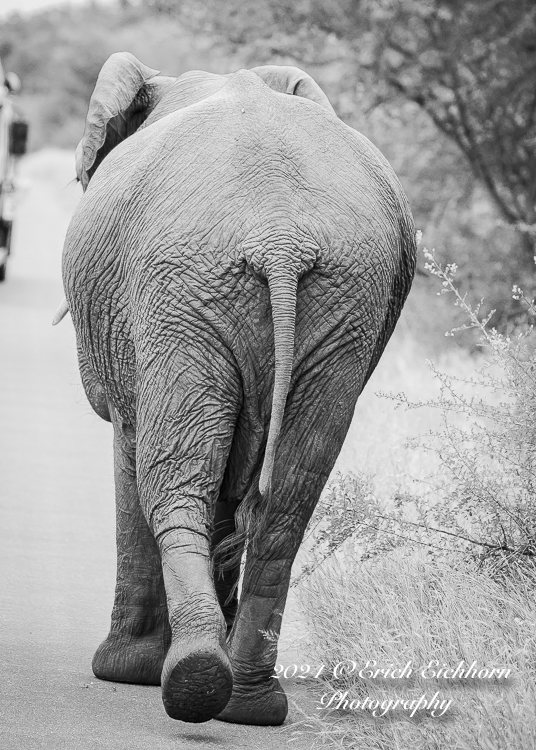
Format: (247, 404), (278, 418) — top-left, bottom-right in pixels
(216, 358), (360, 726)
(135, 352), (242, 723)
(92, 408), (171, 686)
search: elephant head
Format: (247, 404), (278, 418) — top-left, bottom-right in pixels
(75, 52), (334, 191)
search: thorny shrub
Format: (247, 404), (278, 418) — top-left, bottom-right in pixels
(295, 237), (536, 585)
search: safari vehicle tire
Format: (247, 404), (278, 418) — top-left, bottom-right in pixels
(0, 219), (13, 283)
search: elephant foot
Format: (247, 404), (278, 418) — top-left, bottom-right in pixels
(161, 639), (233, 723)
(214, 677), (288, 725)
(92, 607), (171, 686)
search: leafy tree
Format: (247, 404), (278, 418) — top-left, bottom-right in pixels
(336, 1), (536, 254)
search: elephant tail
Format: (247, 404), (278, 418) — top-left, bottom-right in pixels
(258, 265), (298, 498)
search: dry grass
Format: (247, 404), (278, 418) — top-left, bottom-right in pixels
(293, 550), (536, 749)
(290, 269), (536, 748)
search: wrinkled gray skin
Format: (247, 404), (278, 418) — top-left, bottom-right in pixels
(61, 52), (416, 726)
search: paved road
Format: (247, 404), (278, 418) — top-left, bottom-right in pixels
(0, 151), (321, 750)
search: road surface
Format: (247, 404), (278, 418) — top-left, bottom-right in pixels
(0, 150), (322, 750)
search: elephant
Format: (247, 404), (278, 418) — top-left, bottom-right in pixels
(56, 51), (416, 726)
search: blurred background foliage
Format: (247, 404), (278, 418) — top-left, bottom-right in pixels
(2, 0), (535, 337)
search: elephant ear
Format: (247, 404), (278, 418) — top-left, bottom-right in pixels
(250, 65), (335, 114)
(75, 52), (161, 190)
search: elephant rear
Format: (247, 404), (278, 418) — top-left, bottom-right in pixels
(60, 53), (416, 727)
